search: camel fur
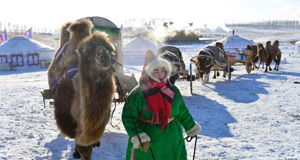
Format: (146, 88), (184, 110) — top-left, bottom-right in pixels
(246, 44), (259, 70)
(271, 40), (281, 71)
(257, 42), (272, 72)
(47, 18), (116, 159)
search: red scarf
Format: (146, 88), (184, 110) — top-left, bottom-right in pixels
(140, 79), (174, 130)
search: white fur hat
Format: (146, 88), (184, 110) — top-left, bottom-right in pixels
(145, 58), (172, 82)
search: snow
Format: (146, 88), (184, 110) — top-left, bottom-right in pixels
(123, 37), (160, 66)
(0, 28), (300, 160)
(296, 41), (300, 54)
(0, 36), (55, 53)
(213, 35), (256, 53)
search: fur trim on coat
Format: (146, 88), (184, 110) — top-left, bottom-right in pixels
(131, 132), (151, 149)
(186, 121), (201, 137)
(144, 58), (172, 83)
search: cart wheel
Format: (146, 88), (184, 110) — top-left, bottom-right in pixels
(227, 57), (231, 81)
(246, 56), (252, 74)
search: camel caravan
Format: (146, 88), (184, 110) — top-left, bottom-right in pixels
(246, 40), (281, 72)
(189, 39), (281, 86)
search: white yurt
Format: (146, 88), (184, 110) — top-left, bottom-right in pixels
(0, 36), (56, 70)
(210, 35), (256, 53)
(295, 41), (300, 54)
(122, 37), (160, 66)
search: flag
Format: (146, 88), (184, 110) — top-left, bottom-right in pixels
(24, 28), (33, 39)
(0, 29), (7, 44)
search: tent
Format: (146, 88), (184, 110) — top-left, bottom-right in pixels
(0, 36), (55, 69)
(123, 37), (160, 65)
(210, 35), (256, 53)
(295, 41), (300, 54)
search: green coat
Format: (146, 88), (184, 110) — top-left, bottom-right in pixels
(122, 84), (196, 160)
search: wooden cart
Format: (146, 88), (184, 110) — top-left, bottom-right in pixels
(226, 49), (253, 74)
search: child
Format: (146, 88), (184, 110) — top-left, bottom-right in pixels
(122, 57), (201, 160)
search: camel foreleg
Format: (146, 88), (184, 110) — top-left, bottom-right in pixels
(74, 143), (93, 160)
(204, 73), (210, 84)
(257, 61), (261, 69)
(213, 71), (216, 79)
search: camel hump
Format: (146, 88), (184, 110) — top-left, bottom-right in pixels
(68, 18), (93, 34)
(60, 22), (72, 46)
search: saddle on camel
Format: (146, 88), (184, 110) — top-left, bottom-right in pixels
(43, 18), (117, 159)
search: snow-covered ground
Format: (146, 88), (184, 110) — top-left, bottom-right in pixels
(0, 29), (300, 159)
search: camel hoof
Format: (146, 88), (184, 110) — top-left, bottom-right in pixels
(73, 151), (81, 159)
(92, 141), (100, 148)
(213, 76), (216, 79)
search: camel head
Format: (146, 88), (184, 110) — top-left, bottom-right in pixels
(266, 41), (271, 47)
(257, 43), (265, 51)
(272, 40), (280, 48)
(77, 32), (116, 71)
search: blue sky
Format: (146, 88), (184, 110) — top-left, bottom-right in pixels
(0, 0), (299, 30)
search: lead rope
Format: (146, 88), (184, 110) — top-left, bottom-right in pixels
(185, 136), (198, 160)
(114, 74), (155, 160)
(110, 101), (117, 128)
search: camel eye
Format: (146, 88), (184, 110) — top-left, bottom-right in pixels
(97, 46), (110, 59)
(100, 47), (109, 55)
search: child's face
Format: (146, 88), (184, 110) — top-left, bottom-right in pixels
(151, 67), (166, 81)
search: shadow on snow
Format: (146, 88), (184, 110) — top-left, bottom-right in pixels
(37, 132), (128, 160)
(183, 94), (237, 138)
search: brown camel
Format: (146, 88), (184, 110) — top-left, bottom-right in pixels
(271, 40), (281, 71)
(246, 44), (259, 70)
(47, 19), (116, 160)
(257, 42), (272, 72)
